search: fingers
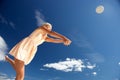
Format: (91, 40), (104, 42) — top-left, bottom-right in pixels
(64, 40), (71, 46)
(63, 38), (72, 46)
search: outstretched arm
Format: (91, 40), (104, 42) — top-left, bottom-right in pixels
(45, 36), (64, 43)
(40, 27), (71, 45)
(45, 36), (70, 46)
(49, 31), (71, 45)
(40, 27), (66, 39)
(49, 31), (67, 39)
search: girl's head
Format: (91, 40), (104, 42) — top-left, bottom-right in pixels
(42, 23), (52, 30)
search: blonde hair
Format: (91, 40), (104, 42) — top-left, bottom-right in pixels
(42, 22), (52, 29)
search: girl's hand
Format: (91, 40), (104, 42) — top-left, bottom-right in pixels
(63, 38), (71, 46)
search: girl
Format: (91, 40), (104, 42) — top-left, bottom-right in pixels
(5, 23), (71, 80)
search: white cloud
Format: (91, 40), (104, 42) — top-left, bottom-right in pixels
(0, 14), (15, 29)
(35, 10), (46, 26)
(118, 62), (120, 65)
(40, 68), (48, 71)
(86, 53), (105, 63)
(48, 77), (60, 80)
(0, 73), (15, 80)
(9, 21), (15, 29)
(0, 36), (8, 61)
(92, 72), (97, 76)
(86, 62), (96, 69)
(0, 14), (8, 24)
(43, 58), (96, 72)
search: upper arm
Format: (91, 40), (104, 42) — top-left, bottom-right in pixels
(40, 27), (65, 40)
(48, 31), (66, 40)
(40, 27), (51, 34)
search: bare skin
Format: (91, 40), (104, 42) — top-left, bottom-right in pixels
(5, 24), (71, 80)
(5, 56), (25, 80)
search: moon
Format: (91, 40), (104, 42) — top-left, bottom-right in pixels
(96, 5), (104, 14)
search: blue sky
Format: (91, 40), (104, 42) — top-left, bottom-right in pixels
(0, 0), (120, 80)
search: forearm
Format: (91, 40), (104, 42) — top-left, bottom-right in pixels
(52, 39), (64, 43)
(45, 36), (64, 43)
(51, 38), (71, 46)
(40, 27), (68, 40)
(49, 31), (71, 45)
(49, 31), (66, 40)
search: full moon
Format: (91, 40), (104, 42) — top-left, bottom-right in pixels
(96, 5), (104, 14)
